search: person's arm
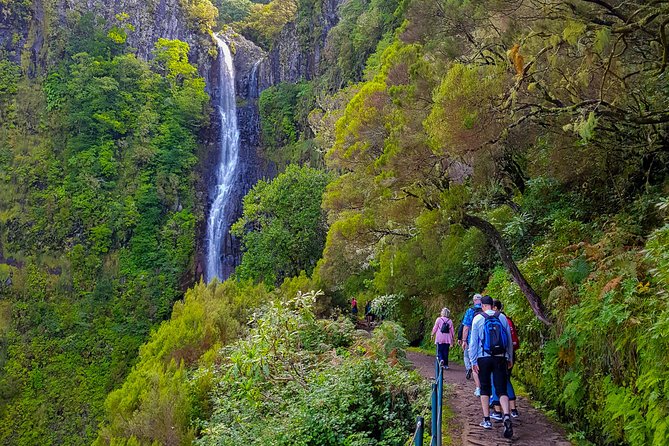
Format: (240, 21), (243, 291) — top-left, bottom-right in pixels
(431, 318), (439, 340)
(462, 325), (470, 349)
(502, 314), (513, 367)
(469, 316), (480, 372)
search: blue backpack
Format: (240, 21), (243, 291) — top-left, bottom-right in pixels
(481, 311), (508, 356)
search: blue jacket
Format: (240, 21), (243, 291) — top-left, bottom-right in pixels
(462, 304), (482, 343)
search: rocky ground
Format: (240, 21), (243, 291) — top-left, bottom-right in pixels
(407, 351), (573, 446)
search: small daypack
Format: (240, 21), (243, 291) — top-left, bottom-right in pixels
(506, 314), (520, 351)
(481, 311), (508, 356)
(457, 323), (464, 341)
(439, 318), (450, 333)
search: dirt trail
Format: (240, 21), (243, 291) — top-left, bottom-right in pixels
(407, 351), (573, 446)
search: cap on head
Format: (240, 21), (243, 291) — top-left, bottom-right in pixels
(481, 295), (493, 306)
(472, 293), (482, 303)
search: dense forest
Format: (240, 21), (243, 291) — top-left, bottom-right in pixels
(0, 0), (668, 445)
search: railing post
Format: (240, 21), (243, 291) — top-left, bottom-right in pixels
(415, 416), (424, 446)
(437, 366), (443, 446)
(430, 382), (437, 446)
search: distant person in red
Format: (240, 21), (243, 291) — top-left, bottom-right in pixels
(351, 297), (358, 318)
(431, 308), (454, 369)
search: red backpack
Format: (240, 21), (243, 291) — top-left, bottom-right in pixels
(506, 315), (520, 351)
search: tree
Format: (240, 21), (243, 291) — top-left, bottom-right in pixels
(231, 164), (331, 285)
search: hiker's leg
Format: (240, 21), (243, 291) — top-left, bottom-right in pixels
(437, 343), (448, 365)
(492, 357), (510, 415)
(477, 357), (494, 417)
(473, 367), (481, 388)
(507, 370), (516, 409)
(443, 343), (450, 366)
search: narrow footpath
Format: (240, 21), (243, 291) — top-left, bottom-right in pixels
(407, 351), (573, 446)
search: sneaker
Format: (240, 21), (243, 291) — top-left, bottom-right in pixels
(444, 365), (449, 370)
(503, 417), (513, 439)
(479, 419), (492, 429)
(511, 409), (519, 418)
(465, 369), (472, 380)
(474, 387), (481, 397)
(490, 411), (503, 421)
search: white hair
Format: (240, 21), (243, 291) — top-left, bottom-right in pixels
(440, 308), (450, 317)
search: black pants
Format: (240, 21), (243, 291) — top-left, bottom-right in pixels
(437, 343), (450, 366)
(477, 356), (508, 397)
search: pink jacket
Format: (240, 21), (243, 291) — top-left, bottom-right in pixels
(432, 317), (454, 345)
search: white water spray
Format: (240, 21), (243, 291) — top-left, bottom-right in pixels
(205, 36), (240, 282)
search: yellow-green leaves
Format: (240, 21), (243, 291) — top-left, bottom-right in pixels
(563, 20), (587, 46)
(425, 63), (505, 156)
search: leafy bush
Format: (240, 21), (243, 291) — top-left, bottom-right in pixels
(196, 292), (428, 445)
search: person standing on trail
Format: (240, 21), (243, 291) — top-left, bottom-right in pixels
(351, 297), (358, 319)
(469, 295), (514, 438)
(431, 308), (455, 369)
(461, 294), (483, 395)
(489, 299), (519, 420)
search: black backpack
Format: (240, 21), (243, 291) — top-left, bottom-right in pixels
(439, 317), (450, 333)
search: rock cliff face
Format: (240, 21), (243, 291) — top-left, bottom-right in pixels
(1, 0), (216, 78)
(261, 0), (343, 87)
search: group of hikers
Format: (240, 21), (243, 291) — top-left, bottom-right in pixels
(350, 297), (376, 325)
(430, 293), (520, 439)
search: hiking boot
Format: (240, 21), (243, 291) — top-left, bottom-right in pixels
(490, 411), (503, 421)
(511, 409), (519, 418)
(474, 387), (481, 397)
(479, 419), (492, 429)
(465, 368), (472, 380)
(503, 417), (513, 438)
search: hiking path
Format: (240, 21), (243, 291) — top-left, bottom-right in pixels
(407, 351), (573, 446)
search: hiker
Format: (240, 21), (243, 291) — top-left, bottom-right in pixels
(461, 293), (483, 395)
(351, 297), (358, 319)
(365, 300), (374, 325)
(431, 308), (455, 369)
(469, 295), (514, 438)
(489, 299), (519, 420)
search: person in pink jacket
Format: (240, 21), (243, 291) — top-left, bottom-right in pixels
(431, 308), (455, 369)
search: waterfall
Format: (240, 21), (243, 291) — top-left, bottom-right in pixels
(249, 59), (261, 99)
(205, 36), (240, 283)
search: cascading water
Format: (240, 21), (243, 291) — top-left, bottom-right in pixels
(205, 36), (240, 283)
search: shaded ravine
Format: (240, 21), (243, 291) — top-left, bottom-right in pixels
(407, 351), (572, 446)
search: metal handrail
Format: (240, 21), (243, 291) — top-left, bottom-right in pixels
(412, 358), (444, 446)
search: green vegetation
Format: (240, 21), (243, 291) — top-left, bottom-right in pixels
(0, 14), (210, 445)
(2, 0), (669, 444)
(231, 164), (331, 285)
(196, 291), (428, 446)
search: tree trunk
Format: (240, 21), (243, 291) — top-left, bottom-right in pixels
(462, 214), (552, 326)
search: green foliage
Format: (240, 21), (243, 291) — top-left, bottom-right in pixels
(232, 164), (331, 285)
(237, 0), (297, 49)
(318, 0), (402, 88)
(258, 81), (317, 166)
(0, 20), (210, 445)
(95, 280), (270, 445)
(196, 291), (427, 445)
(214, 0), (254, 23)
(180, 0), (219, 33)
